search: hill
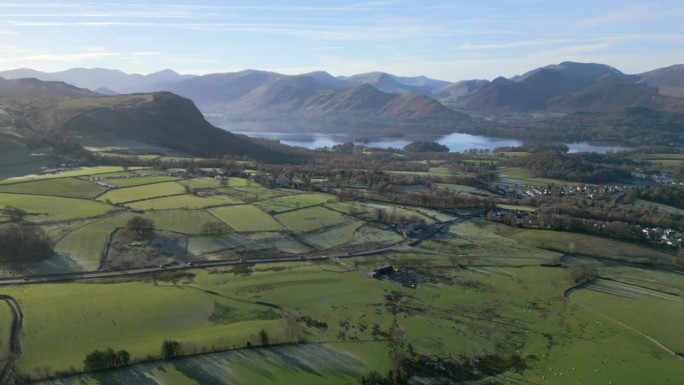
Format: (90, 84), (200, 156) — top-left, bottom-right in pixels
(456, 61), (683, 114)
(0, 68), (196, 94)
(638, 64), (684, 98)
(0, 77), (308, 164)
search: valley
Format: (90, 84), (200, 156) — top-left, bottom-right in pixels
(1, 59), (684, 385)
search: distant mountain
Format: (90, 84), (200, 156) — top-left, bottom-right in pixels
(0, 77), (97, 98)
(0, 77), (307, 163)
(166, 72), (469, 129)
(638, 64), (684, 98)
(434, 79), (489, 100)
(454, 61), (676, 113)
(343, 72), (449, 96)
(301, 71), (349, 88)
(548, 77), (684, 113)
(0, 68), (196, 94)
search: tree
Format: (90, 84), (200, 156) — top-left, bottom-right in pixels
(83, 348), (130, 371)
(161, 340), (183, 359)
(259, 329), (270, 345)
(2, 205), (28, 221)
(0, 225), (54, 263)
(124, 216), (155, 237)
(568, 261), (598, 284)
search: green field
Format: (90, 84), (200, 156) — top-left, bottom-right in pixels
(509, 227), (674, 262)
(499, 167), (582, 186)
(0, 178), (106, 199)
(497, 203), (538, 212)
(53, 213), (136, 271)
(209, 205), (283, 232)
(299, 220), (366, 249)
(0, 193), (117, 223)
(104, 175), (181, 188)
(97, 181), (186, 204)
(571, 277), (684, 352)
(0, 166), (130, 184)
(255, 193), (334, 213)
(275, 206), (349, 233)
(126, 194), (239, 210)
(177, 177), (223, 189)
(1, 280), (288, 379)
(143, 209), (219, 234)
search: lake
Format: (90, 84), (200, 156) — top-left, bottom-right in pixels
(216, 121), (624, 153)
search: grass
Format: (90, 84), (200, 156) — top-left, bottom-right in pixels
(255, 193), (334, 213)
(571, 278), (684, 352)
(0, 166), (130, 184)
(275, 206), (349, 233)
(143, 209), (220, 234)
(11, 246), (684, 385)
(436, 183), (492, 195)
(2, 280), (288, 378)
(0, 178), (106, 199)
(0, 193), (117, 223)
(299, 220), (366, 249)
(53, 213), (137, 271)
(209, 205), (283, 232)
(177, 177), (223, 189)
(509, 228), (674, 262)
(104, 175), (181, 188)
(499, 167), (581, 186)
(97, 181), (186, 204)
(497, 203), (538, 212)
(126, 194), (239, 210)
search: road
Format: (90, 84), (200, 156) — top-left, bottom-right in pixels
(0, 216), (469, 287)
(0, 295), (22, 385)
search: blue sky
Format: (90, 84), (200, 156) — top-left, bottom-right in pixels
(0, 0), (682, 81)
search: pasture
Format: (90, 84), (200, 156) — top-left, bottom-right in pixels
(0, 166), (130, 184)
(570, 278), (684, 352)
(97, 181), (186, 204)
(54, 213), (136, 271)
(0, 193), (117, 223)
(2, 280), (289, 380)
(103, 175), (180, 188)
(126, 194), (239, 210)
(509, 228), (674, 262)
(255, 193), (334, 213)
(0, 178), (106, 199)
(209, 205), (283, 232)
(275, 206), (349, 233)
(143, 209), (219, 234)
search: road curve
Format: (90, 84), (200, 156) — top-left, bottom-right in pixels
(0, 295), (23, 385)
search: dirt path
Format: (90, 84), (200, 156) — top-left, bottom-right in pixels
(0, 295), (23, 385)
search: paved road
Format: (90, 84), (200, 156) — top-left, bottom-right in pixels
(0, 216), (469, 287)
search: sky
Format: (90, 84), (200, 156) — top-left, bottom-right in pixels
(0, 0), (683, 81)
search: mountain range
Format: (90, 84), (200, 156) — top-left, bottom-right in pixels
(1, 60), (684, 174)
(2, 62), (683, 117)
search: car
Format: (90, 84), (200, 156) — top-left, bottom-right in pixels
(186, 262), (194, 267)
(159, 265), (166, 269)
(22, 277), (30, 282)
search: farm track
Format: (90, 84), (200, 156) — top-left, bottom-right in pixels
(0, 295), (22, 385)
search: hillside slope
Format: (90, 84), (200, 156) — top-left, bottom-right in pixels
(0, 78), (307, 163)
